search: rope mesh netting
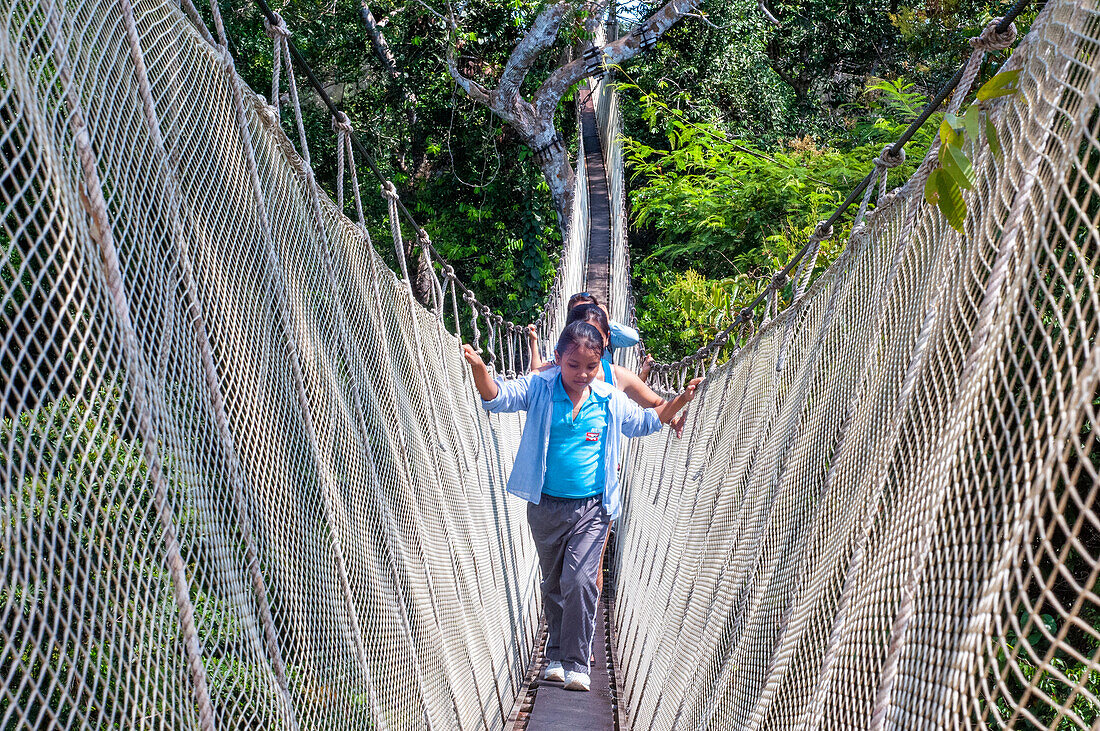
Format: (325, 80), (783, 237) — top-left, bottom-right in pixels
(0, 0), (561, 726)
(3, 0), (1100, 727)
(613, 0), (1100, 727)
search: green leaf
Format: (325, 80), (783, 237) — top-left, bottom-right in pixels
(986, 118), (1002, 157)
(924, 168), (942, 205)
(935, 171), (967, 233)
(976, 69), (1021, 101)
(942, 144), (976, 190)
(963, 105), (981, 140)
(939, 118), (960, 147)
(1041, 614), (1057, 634)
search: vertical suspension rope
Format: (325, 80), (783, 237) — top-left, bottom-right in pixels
(204, 2), (389, 724)
(117, 0), (299, 724)
(34, 5), (217, 727)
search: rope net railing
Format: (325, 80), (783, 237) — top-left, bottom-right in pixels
(0, 0), (594, 724)
(612, 0), (1100, 727)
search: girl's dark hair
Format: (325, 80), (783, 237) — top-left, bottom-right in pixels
(566, 303), (609, 338)
(555, 321), (604, 359)
(567, 292), (600, 310)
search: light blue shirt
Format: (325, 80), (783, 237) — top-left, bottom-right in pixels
(481, 366), (662, 519)
(609, 320), (640, 349)
(543, 375), (608, 499)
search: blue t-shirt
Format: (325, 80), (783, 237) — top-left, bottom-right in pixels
(542, 375), (609, 499)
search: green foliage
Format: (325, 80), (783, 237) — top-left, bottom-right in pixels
(0, 389), (289, 727)
(923, 69), (1018, 232)
(206, 0), (567, 324)
(620, 74), (927, 358)
(621, 77), (928, 270)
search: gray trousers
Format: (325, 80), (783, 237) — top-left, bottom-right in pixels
(527, 494), (611, 674)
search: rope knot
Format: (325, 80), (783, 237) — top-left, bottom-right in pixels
(971, 19), (1016, 52)
(874, 144), (906, 169)
(462, 290), (475, 304)
(442, 264), (456, 279)
(417, 230), (431, 245)
(381, 181), (399, 201)
(505, 321), (515, 330)
(480, 305), (492, 317)
(263, 12), (291, 39)
(739, 308), (753, 322)
(331, 111), (353, 134)
(813, 220), (833, 241)
(771, 271), (789, 289)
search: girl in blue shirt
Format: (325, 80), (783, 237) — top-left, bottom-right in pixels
(463, 321), (701, 692)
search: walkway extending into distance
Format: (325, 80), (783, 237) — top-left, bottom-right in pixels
(511, 83), (623, 731)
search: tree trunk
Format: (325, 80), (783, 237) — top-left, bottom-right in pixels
(521, 113), (576, 235)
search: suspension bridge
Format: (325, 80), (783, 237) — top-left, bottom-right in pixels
(2, 0), (1099, 728)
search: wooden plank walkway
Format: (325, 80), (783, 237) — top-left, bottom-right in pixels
(505, 83), (625, 731)
(516, 593), (620, 731)
(578, 87), (612, 306)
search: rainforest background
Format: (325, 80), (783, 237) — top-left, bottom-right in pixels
(214, 0), (1036, 359)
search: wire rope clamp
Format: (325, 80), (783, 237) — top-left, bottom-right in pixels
(631, 22), (659, 52)
(533, 135), (565, 166)
(584, 45), (607, 80)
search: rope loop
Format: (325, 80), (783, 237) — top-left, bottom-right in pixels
(462, 291), (475, 305)
(971, 18), (1017, 52)
(739, 308), (753, 322)
(505, 320), (515, 331)
(263, 12), (291, 39)
(417, 229), (431, 246)
(442, 264), (456, 280)
(382, 180), (399, 201)
(771, 271), (789, 289)
(874, 144), (906, 169)
(331, 111), (353, 134)
(813, 220), (834, 241)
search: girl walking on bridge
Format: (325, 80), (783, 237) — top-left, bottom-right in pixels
(463, 322), (701, 692)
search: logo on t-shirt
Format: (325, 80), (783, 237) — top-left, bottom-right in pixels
(585, 431), (600, 442)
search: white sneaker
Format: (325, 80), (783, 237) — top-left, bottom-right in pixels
(542, 661), (565, 682)
(564, 670), (591, 692)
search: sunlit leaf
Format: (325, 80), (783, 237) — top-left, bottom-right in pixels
(942, 144), (976, 190)
(963, 105), (981, 140)
(939, 118), (960, 147)
(976, 69), (1021, 101)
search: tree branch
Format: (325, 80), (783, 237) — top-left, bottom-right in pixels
(446, 44), (493, 107)
(497, 2), (572, 101)
(535, 0), (705, 121)
(359, 2), (398, 75)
